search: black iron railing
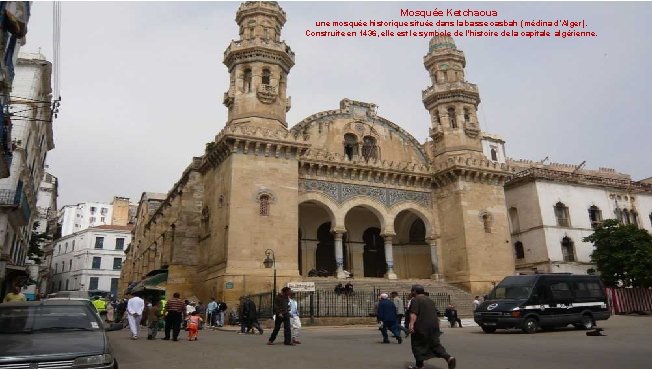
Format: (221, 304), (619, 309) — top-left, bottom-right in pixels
(247, 289), (450, 319)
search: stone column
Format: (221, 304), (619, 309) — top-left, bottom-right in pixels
(334, 231), (346, 279)
(383, 235), (398, 280)
(428, 237), (441, 280)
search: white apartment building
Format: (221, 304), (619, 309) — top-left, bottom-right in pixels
(0, 53), (54, 300)
(59, 202), (113, 237)
(50, 225), (132, 297)
(35, 172), (58, 295)
(505, 161), (652, 275)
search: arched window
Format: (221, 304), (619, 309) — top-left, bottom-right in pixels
(509, 207), (520, 234)
(622, 209), (631, 225)
(447, 107), (457, 128)
(554, 202), (570, 227)
(482, 213), (492, 233)
(490, 147), (498, 161)
(432, 110), (440, 125)
(615, 208), (623, 223)
(361, 136), (378, 161)
(561, 237), (575, 262)
(631, 211), (639, 227)
(588, 206), (602, 229)
(514, 241), (525, 259)
(343, 133), (358, 160)
(259, 194), (270, 216)
(262, 69), (271, 85)
(409, 219), (426, 243)
(243, 69), (252, 92)
(463, 108), (470, 123)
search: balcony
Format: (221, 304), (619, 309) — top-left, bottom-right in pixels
(0, 188), (31, 226)
(256, 84), (278, 104)
(0, 108), (13, 178)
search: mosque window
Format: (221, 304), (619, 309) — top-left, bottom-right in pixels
(361, 136), (378, 162)
(554, 202), (570, 227)
(490, 147), (498, 161)
(561, 237), (576, 262)
(262, 69), (271, 85)
(514, 241), (525, 259)
(482, 213), (492, 233)
(509, 207), (520, 233)
(463, 108), (470, 123)
(343, 133), (358, 160)
(243, 69), (252, 93)
(631, 211), (639, 227)
(409, 219), (426, 243)
(447, 107), (457, 128)
(433, 110), (440, 125)
(588, 206), (602, 229)
(259, 194), (270, 216)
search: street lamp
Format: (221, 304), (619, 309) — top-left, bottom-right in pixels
(263, 249), (276, 309)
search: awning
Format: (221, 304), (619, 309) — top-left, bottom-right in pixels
(130, 272), (168, 293)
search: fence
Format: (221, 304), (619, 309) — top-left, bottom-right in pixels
(248, 289), (451, 319)
(605, 287), (652, 314)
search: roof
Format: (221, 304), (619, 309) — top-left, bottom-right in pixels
(144, 192), (167, 201)
(90, 225), (133, 231)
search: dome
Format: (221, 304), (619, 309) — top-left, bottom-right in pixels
(428, 35), (456, 52)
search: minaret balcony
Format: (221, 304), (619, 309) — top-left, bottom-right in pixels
(422, 81), (479, 99)
(257, 84), (278, 104)
(223, 39), (295, 60)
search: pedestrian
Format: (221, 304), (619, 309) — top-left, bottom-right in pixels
(239, 296), (264, 334)
(217, 299), (227, 327)
(147, 299), (163, 340)
(186, 301), (196, 316)
(186, 311), (203, 341)
(126, 293), (145, 340)
(473, 296), (482, 311)
(377, 293), (402, 344)
(407, 284), (456, 369)
(267, 287), (293, 346)
(344, 282), (354, 296)
(444, 304), (462, 328)
(3, 285), (26, 303)
(289, 292), (301, 344)
(106, 301), (115, 323)
(163, 292), (185, 341)
(207, 297), (218, 327)
(391, 291), (409, 337)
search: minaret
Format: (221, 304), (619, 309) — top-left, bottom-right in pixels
(423, 37), (514, 295)
(422, 36), (482, 159)
(223, 1), (295, 129)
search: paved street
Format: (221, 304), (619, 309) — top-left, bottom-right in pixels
(109, 315), (652, 369)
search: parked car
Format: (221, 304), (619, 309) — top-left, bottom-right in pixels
(0, 299), (120, 368)
(474, 274), (610, 334)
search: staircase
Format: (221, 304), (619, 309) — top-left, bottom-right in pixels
(300, 277), (475, 317)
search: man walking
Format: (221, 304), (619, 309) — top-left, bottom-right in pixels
(126, 293), (144, 340)
(163, 292), (185, 341)
(217, 299), (227, 327)
(240, 296), (264, 334)
(391, 291), (409, 336)
(267, 287), (292, 346)
(377, 293), (402, 344)
(289, 292), (301, 344)
(207, 297), (218, 327)
(407, 285), (456, 369)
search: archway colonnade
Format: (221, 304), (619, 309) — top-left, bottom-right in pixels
(298, 194), (441, 280)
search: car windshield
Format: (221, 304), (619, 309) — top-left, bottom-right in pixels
(0, 305), (101, 334)
(488, 276), (537, 300)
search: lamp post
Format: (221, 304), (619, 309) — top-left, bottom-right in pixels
(263, 249), (276, 310)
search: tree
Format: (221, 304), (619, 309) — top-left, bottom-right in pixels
(28, 221), (52, 264)
(583, 219), (652, 288)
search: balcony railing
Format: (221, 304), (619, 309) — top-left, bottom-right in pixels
(0, 189), (17, 205)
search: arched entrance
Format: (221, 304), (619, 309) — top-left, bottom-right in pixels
(362, 227), (385, 277)
(315, 222), (347, 275)
(392, 209), (432, 278)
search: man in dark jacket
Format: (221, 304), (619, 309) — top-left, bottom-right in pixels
(239, 296), (264, 334)
(377, 293), (402, 344)
(444, 304), (462, 328)
(267, 287), (293, 346)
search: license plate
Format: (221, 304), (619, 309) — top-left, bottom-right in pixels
(484, 322), (497, 326)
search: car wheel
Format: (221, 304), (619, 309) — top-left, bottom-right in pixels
(577, 314), (594, 330)
(113, 360), (119, 369)
(481, 326), (496, 333)
(521, 317), (538, 334)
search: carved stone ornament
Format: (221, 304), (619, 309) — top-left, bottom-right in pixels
(256, 84), (278, 104)
(299, 179), (431, 208)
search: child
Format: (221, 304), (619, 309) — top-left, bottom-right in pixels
(147, 300), (162, 340)
(187, 311), (203, 341)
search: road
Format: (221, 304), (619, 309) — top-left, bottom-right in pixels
(109, 315), (652, 369)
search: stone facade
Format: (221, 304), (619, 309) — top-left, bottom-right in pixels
(120, 1), (520, 303)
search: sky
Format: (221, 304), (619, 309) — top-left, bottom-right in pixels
(21, 1), (652, 207)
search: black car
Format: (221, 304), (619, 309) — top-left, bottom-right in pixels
(474, 274), (610, 334)
(0, 299), (120, 368)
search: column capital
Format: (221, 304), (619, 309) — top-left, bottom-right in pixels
(381, 233), (396, 242)
(426, 236), (439, 246)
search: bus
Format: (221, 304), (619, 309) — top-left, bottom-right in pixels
(474, 274), (610, 334)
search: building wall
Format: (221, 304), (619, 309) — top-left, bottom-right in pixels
(49, 228), (130, 295)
